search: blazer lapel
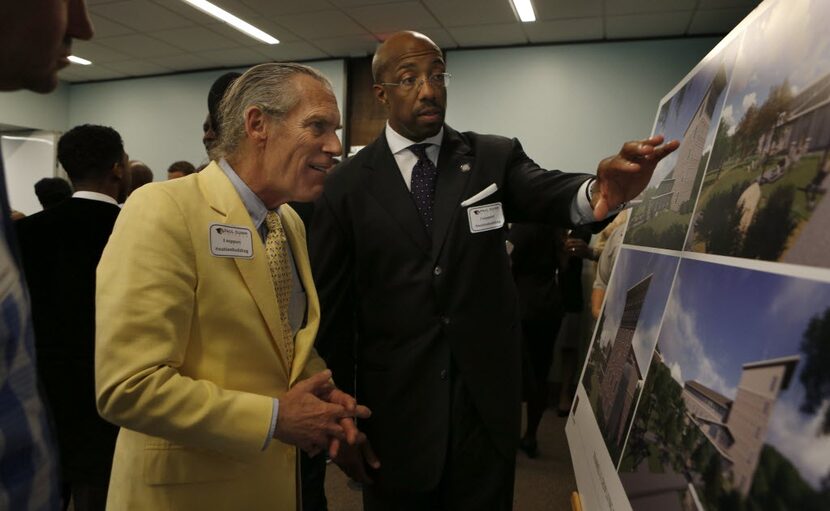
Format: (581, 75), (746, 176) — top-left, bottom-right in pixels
(431, 127), (474, 262)
(198, 163), (291, 374)
(364, 136), (432, 254)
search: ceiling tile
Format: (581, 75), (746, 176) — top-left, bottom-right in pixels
(606, 0), (696, 16)
(241, 0), (335, 16)
(158, 0), (262, 22)
(147, 53), (217, 71)
(698, 0), (760, 7)
(58, 68), (85, 82)
(71, 40), (131, 63)
(92, 1), (194, 31)
(309, 34), (380, 57)
(688, 7), (754, 35)
(96, 34), (187, 58)
(88, 13), (134, 37)
(423, 0), (517, 27)
(254, 41), (331, 61)
(411, 28), (458, 49)
(524, 17), (603, 43)
(278, 10), (369, 38)
(349, 2), (441, 33)
(328, 0), (412, 6)
(195, 47), (268, 67)
(102, 60), (173, 76)
(534, 0), (603, 20)
(63, 64), (127, 82)
(203, 19), (298, 45)
(605, 11), (693, 39)
(149, 26), (241, 52)
(448, 23), (528, 47)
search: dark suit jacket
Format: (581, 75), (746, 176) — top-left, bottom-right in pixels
(310, 125), (598, 492)
(508, 223), (564, 321)
(16, 197), (120, 484)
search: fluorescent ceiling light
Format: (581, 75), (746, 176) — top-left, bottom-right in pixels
(181, 0), (279, 45)
(1, 136), (54, 145)
(68, 55), (92, 65)
(510, 0), (536, 22)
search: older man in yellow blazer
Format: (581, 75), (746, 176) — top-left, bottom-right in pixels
(95, 63), (366, 510)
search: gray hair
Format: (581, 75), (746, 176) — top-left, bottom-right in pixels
(214, 63), (333, 160)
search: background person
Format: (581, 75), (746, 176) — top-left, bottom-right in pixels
(0, 0), (93, 508)
(34, 177), (72, 210)
(17, 124), (130, 511)
(166, 159), (196, 180)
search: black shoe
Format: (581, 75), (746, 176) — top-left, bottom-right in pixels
(519, 437), (538, 459)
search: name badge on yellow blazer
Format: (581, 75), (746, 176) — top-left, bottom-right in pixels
(209, 223), (254, 259)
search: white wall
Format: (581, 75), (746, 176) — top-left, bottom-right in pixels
(445, 37), (719, 173)
(0, 84), (69, 132)
(67, 60), (346, 181)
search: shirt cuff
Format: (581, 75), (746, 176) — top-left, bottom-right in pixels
(262, 398), (279, 451)
(570, 178), (628, 224)
(570, 178), (596, 224)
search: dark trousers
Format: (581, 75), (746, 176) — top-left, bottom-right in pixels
(363, 372), (516, 511)
(61, 481), (108, 511)
(300, 450), (328, 511)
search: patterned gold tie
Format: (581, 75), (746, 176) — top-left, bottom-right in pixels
(265, 210), (294, 366)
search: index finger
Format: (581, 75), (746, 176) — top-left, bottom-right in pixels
(619, 135), (667, 159)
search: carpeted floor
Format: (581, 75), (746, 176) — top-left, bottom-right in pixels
(324, 407), (578, 511)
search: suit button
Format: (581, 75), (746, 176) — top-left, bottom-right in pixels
(433, 266), (442, 276)
(441, 316), (451, 325)
(440, 369), (448, 380)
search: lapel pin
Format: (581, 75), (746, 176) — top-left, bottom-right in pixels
(459, 162), (471, 173)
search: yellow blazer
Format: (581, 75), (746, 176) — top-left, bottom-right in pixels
(95, 162), (326, 510)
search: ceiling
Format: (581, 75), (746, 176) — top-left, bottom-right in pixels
(59, 0), (762, 83)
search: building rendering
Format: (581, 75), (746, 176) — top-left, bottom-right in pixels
(599, 275), (652, 449)
(681, 355), (800, 496)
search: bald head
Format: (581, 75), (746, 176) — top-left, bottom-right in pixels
(372, 31), (442, 84)
(372, 31), (447, 141)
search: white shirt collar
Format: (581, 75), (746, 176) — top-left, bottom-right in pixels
(72, 190), (118, 206)
(385, 122), (444, 155)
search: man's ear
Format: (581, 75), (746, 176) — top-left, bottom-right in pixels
(244, 106), (269, 143)
(373, 83), (388, 107)
(112, 161), (123, 178)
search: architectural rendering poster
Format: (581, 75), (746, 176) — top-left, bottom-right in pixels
(580, 248), (678, 467)
(565, 0), (830, 509)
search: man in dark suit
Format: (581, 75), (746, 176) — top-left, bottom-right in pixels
(17, 124), (130, 511)
(309, 31), (678, 510)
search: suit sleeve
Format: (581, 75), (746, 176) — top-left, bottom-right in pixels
(499, 137), (612, 232)
(95, 186), (273, 460)
(308, 191), (356, 396)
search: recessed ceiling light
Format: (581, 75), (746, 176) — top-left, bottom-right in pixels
(68, 55), (92, 65)
(509, 0), (537, 22)
(181, 0), (279, 45)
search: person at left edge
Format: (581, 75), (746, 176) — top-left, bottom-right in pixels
(0, 0), (93, 509)
(95, 62), (367, 511)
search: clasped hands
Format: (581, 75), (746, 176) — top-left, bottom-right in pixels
(593, 134), (680, 220)
(272, 369), (379, 480)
